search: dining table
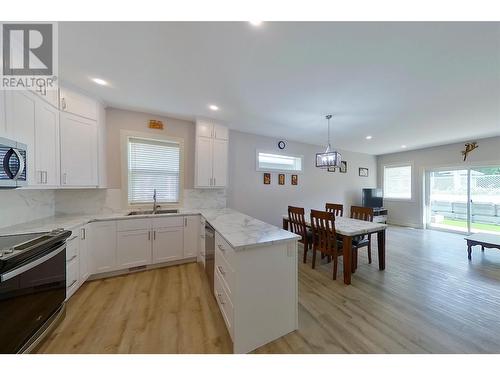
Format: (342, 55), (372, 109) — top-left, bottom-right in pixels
(282, 214), (388, 285)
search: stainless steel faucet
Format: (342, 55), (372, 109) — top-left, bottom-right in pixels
(152, 189), (158, 214)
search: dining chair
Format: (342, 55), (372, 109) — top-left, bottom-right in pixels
(325, 203), (344, 217)
(288, 206), (312, 264)
(310, 209), (351, 280)
(350, 206), (374, 266)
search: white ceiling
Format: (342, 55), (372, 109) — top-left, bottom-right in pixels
(59, 22), (500, 155)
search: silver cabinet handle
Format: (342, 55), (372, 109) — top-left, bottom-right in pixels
(43, 171), (47, 184)
(217, 292), (225, 305)
(80, 228), (86, 240)
(153, 230), (156, 241)
(184, 218), (187, 227)
(66, 255), (78, 263)
(214, 177), (216, 186)
(61, 97), (67, 110)
(217, 244), (225, 252)
(217, 265), (225, 276)
(148, 231), (151, 241)
(62, 173), (67, 185)
(38, 171), (43, 184)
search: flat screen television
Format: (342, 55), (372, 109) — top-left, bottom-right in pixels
(362, 188), (383, 209)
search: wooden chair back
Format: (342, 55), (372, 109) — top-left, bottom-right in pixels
(288, 206), (307, 240)
(325, 203), (344, 217)
(310, 209), (338, 256)
(350, 206), (374, 222)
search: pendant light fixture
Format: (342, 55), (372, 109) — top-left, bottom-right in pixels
(316, 114), (342, 169)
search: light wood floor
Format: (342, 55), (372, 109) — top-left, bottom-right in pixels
(38, 226), (500, 354)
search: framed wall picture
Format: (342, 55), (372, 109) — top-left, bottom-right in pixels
(264, 173), (271, 184)
(278, 174), (285, 185)
(359, 167), (369, 177)
(340, 161), (347, 173)
(327, 166), (336, 172)
(291, 174), (298, 185)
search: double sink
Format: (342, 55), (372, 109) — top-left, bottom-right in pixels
(126, 209), (179, 216)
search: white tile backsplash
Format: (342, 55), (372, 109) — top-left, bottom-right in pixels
(0, 189), (56, 229)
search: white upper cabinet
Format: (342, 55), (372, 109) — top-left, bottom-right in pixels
(195, 119), (228, 188)
(60, 112), (98, 187)
(60, 87), (98, 120)
(4, 91), (36, 184)
(212, 139), (228, 188)
(34, 99), (60, 186)
(30, 88), (59, 109)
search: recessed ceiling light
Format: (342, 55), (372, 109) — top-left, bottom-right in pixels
(209, 104), (219, 111)
(365, 135), (372, 140)
(249, 21), (263, 26)
(91, 78), (108, 86)
(401, 145), (407, 149)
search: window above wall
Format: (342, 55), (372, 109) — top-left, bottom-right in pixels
(384, 164), (412, 200)
(256, 151), (303, 173)
(127, 137), (181, 205)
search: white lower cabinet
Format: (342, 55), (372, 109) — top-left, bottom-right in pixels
(152, 227), (184, 263)
(65, 229), (81, 300)
(88, 221), (117, 274)
(183, 216), (199, 258)
(117, 229), (151, 269)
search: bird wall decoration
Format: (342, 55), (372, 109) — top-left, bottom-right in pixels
(461, 142), (478, 161)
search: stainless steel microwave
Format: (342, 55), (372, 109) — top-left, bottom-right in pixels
(0, 137), (27, 188)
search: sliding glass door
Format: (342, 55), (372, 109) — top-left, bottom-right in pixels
(426, 166), (500, 234)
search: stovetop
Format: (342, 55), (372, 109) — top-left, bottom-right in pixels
(0, 229), (71, 272)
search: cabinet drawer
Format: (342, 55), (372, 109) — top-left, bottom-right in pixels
(66, 235), (79, 262)
(214, 272), (234, 339)
(152, 216), (183, 229)
(66, 258), (79, 288)
(215, 232), (235, 267)
(117, 218), (150, 232)
(215, 247), (234, 298)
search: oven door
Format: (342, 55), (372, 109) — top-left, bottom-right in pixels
(0, 244), (66, 353)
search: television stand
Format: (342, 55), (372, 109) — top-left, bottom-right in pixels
(372, 208), (388, 224)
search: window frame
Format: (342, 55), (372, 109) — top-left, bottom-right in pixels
(383, 162), (414, 201)
(121, 130), (184, 209)
(255, 149), (304, 174)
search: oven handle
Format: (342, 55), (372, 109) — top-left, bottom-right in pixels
(1, 243), (65, 282)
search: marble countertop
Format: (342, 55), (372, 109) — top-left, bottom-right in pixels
(0, 208), (299, 251)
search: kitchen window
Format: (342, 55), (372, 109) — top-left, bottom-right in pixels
(127, 137), (181, 204)
(256, 151), (303, 173)
(384, 164), (412, 200)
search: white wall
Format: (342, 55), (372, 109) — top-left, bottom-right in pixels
(376, 136), (500, 228)
(227, 130), (377, 227)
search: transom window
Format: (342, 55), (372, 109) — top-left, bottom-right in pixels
(384, 164), (412, 200)
(127, 137), (180, 204)
(256, 151), (303, 173)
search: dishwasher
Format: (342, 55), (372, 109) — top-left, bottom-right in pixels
(204, 223), (215, 294)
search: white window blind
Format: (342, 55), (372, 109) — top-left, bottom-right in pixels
(257, 152), (303, 172)
(384, 165), (412, 199)
(128, 137), (180, 204)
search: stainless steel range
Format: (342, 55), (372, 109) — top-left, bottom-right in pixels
(0, 229), (71, 353)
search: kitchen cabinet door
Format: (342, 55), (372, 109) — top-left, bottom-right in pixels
(60, 112), (98, 187)
(152, 226), (184, 264)
(79, 226), (90, 284)
(195, 136), (213, 187)
(34, 99), (60, 186)
(212, 138), (228, 188)
(89, 221), (117, 274)
(60, 87), (97, 120)
(117, 229), (151, 268)
(183, 216), (199, 258)
(196, 120), (213, 138)
(214, 124), (228, 140)
(4, 91), (36, 184)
